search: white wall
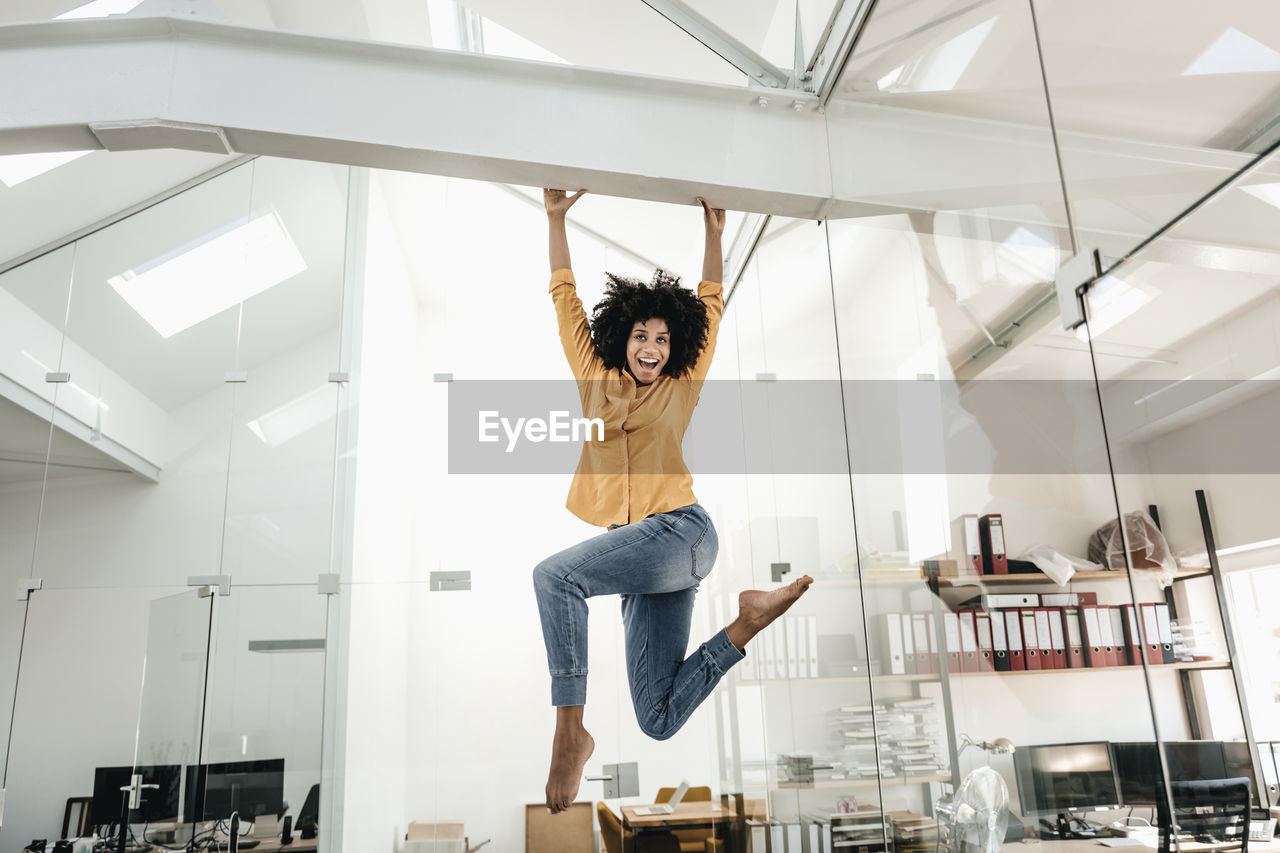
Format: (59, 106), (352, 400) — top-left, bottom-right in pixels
(340, 172), (731, 852)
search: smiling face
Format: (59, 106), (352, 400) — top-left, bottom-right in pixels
(625, 318), (670, 385)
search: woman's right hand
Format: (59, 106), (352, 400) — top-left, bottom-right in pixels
(544, 188), (588, 217)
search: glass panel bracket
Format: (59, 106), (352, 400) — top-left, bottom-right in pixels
(45, 372), (70, 384)
(16, 578), (42, 601)
(430, 571), (471, 591)
(1054, 248), (1102, 331)
(317, 573), (340, 595)
(188, 575), (231, 596)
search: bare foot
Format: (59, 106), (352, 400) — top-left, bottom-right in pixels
(545, 725), (595, 814)
(726, 575), (814, 651)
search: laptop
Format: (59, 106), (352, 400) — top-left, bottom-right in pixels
(632, 780), (690, 816)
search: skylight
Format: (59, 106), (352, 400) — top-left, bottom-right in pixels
(247, 385), (336, 447)
(997, 226), (1057, 287)
(108, 210), (307, 338)
(1184, 27), (1280, 76)
(0, 151), (93, 187)
(1076, 274), (1155, 343)
(482, 17), (568, 64)
(55, 0), (143, 19)
(1242, 182), (1280, 209)
(877, 16), (998, 93)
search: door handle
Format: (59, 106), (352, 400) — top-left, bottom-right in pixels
(593, 763), (639, 798)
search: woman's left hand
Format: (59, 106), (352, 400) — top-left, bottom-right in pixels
(698, 196), (726, 239)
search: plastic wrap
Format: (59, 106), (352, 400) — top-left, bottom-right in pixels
(1087, 510), (1177, 586)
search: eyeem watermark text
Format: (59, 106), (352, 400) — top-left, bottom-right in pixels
(478, 410), (605, 452)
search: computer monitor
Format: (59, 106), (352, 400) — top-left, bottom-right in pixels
(90, 765), (182, 825)
(1113, 742), (1158, 806)
(1222, 741), (1263, 807)
(183, 759), (285, 821)
(1114, 741), (1238, 807)
(1013, 742), (1123, 818)
(296, 783), (320, 830)
(1259, 742), (1280, 798)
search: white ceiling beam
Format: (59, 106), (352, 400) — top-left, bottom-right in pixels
(0, 17), (843, 219)
(0, 17), (1274, 224)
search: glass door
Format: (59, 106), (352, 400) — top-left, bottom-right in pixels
(127, 588), (214, 847)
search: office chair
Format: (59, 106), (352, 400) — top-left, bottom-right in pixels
(62, 797), (93, 839)
(1157, 777), (1252, 853)
(596, 802), (680, 853)
(655, 787), (713, 853)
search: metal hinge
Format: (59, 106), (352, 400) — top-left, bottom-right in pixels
(1055, 248), (1102, 331)
(17, 578), (42, 601)
(188, 575), (231, 596)
(317, 574), (340, 595)
(430, 571), (471, 591)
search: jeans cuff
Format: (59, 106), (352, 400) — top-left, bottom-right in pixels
(551, 673), (588, 706)
(707, 628), (746, 674)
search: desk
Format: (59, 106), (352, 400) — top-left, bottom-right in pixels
(133, 837), (319, 852)
(1031, 837), (1280, 853)
(238, 839), (319, 852)
(622, 801), (737, 837)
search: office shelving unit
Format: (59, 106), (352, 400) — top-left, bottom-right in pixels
(713, 488), (1271, 820)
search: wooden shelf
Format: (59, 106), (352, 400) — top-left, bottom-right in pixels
(813, 569), (1212, 589)
(738, 661), (1227, 686)
(935, 569), (1210, 586)
(738, 673), (935, 686)
(947, 660), (1229, 677)
(778, 773), (952, 790)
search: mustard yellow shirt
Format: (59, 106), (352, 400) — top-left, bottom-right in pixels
(549, 268), (724, 528)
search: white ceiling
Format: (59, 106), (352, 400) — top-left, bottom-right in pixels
(2, 158), (349, 411)
(835, 0), (1280, 152)
(1, 0), (1278, 475)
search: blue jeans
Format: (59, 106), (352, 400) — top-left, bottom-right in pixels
(532, 503), (745, 740)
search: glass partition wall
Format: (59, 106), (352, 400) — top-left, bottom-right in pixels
(0, 157), (351, 852)
(1083, 142), (1280, 835)
(4, 7), (1279, 848)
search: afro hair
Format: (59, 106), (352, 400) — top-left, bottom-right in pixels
(588, 269), (710, 379)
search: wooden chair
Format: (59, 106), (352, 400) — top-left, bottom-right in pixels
(655, 786), (713, 853)
(597, 802), (680, 853)
(703, 794), (767, 853)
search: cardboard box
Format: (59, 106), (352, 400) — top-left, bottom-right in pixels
(405, 821), (465, 853)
